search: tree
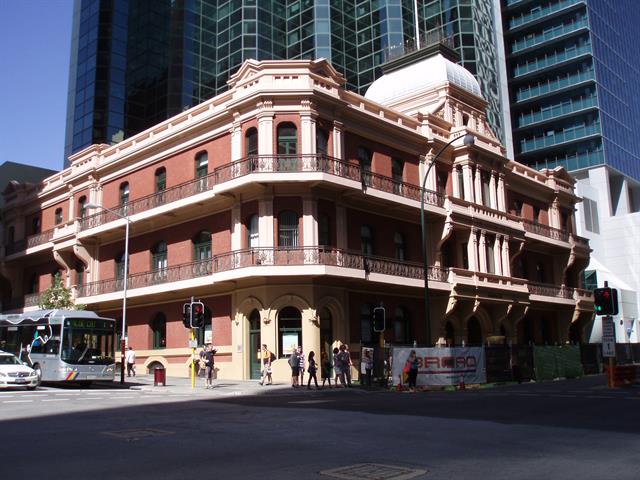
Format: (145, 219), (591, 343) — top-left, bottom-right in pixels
(39, 273), (86, 310)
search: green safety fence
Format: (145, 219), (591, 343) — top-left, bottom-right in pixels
(533, 345), (583, 381)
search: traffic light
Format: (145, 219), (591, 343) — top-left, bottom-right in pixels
(182, 303), (191, 328)
(373, 307), (385, 332)
(191, 301), (205, 328)
(594, 287), (618, 316)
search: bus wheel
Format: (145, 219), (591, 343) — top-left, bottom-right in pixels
(33, 364), (42, 387)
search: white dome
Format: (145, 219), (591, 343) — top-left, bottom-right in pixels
(365, 53), (482, 104)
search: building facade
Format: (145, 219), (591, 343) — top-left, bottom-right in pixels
(5, 57), (592, 380)
(65, 0), (511, 165)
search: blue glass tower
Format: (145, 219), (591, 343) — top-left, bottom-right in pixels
(502, 0), (640, 182)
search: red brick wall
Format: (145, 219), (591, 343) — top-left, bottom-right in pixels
(343, 132), (420, 181)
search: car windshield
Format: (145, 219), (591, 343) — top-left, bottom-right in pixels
(0, 354), (22, 365)
(61, 319), (115, 365)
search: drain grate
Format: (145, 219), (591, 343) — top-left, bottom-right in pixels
(102, 428), (174, 440)
(320, 463), (426, 480)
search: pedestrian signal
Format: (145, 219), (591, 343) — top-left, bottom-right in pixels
(593, 287), (618, 316)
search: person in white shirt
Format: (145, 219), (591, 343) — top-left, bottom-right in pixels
(125, 346), (136, 377)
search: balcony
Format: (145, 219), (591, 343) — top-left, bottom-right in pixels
(4, 228), (55, 257)
(515, 69), (594, 103)
(508, 0), (585, 30)
(516, 95), (597, 129)
(78, 154), (444, 233)
(76, 247), (449, 298)
(513, 43), (592, 78)
(522, 219), (569, 242)
(3, 293), (41, 311)
(448, 268), (530, 293)
(511, 17), (588, 54)
(519, 122), (601, 154)
(528, 281), (574, 299)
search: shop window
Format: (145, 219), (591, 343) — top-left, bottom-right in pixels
(278, 307), (301, 357)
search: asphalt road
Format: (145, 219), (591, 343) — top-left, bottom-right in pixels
(1, 375), (638, 480)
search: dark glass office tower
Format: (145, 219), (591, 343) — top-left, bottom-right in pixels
(65, 0), (509, 165)
(502, 0), (640, 182)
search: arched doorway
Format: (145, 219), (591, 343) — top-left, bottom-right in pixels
(445, 321), (455, 346)
(248, 309), (261, 379)
(278, 307), (301, 357)
(467, 317), (482, 346)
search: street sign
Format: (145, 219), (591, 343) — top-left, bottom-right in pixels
(602, 317), (616, 358)
(188, 339), (197, 348)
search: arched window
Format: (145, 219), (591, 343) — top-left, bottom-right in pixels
(151, 241), (168, 273)
(361, 225), (373, 255)
(392, 158), (403, 194)
(247, 215), (259, 248)
(318, 213), (330, 246)
(467, 317), (482, 346)
(78, 196), (87, 219)
(394, 306), (411, 344)
(195, 151), (208, 192)
(316, 128), (329, 155)
(278, 210), (299, 248)
(54, 208), (63, 225)
(115, 251), (127, 280)
(277, 122), (297, 155)
(155, 167), (166, 192)
(394, 232), (405, 260)
(357, 147), (372, 187)
(360, 303), (374, 344)
(245, 128), (258, 156)
(150, 313), (167, 349)
(278, 307), (302, 357)
(119, 182), (129, 215)
(193, 231), (212, 260)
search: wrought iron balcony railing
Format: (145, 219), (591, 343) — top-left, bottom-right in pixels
(78, 154), (444, 232)
(5, 228), (55, 256)
(76, 247), (449, 297)
(522, 219), (569, 242)
(528, 281), (574, 299)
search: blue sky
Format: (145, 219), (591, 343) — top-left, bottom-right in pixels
(0, 0), (73, 173)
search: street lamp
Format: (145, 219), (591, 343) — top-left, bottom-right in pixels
(421, 133), (475, 346)
(85, 202), (130, 384)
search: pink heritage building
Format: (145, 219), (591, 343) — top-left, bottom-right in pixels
(1, 54), (594, 381)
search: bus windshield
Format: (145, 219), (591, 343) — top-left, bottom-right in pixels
(61, 318), (115, 365)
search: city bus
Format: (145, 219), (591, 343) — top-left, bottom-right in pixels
(0, 310), (116, 386)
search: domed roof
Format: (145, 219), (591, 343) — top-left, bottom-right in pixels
(365, 53), (482, 104)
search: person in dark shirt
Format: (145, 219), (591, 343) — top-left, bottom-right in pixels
(200, 344), (217, 389)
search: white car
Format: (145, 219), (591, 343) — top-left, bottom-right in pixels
(0, 351), (39, 390)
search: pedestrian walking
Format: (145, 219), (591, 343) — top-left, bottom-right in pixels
(362, 349), (373, 387)
(344, 344), (353, 387)
(125, 346), (136, 377)
(306, 351), (319, 389)
(298, 346), (305, 386)
(321, 350), (332, 388)
(288, 348), (300, 387)
(259, 344), (273, 385)
(333, 347), (346, 387)
(200, 344), (216, 389)
(405, 350), (419, 392)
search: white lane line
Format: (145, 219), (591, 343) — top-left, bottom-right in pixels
(55, 393), (81, 396)
(3, 400), (34, 403)
(41, 399), (70, 402)
(109, 396), (135, 399)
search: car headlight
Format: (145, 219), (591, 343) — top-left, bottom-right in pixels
(0, 372), (6, 377)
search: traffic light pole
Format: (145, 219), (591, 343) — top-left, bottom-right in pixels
(191, 296), (195, 390)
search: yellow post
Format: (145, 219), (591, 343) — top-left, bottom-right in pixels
(191, 329), (196, 389)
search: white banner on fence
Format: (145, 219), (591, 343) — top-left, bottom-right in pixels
(391, 347), (486, 386)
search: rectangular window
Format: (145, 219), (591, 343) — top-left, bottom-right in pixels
(486, 239), (495, 274)
(583, 197), (600, 233)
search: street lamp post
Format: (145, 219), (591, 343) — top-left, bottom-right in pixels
(86, 203), (130, 384)
(421, 133), (475, 346)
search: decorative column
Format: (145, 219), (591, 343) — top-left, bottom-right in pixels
(302, 197), (318, 247)
(478, 230), (488, 273)
(421, 155), (437, 192)
(300, 107), (315, 155)
(497, 173), (506, 212)
(231, 203), (242, 250)
(501, 235), (511, 277)
(230, 115), (242, 161)
(452, 167), (461, 198)
(257, 110), (274, 155)
(462, 164), (474, 202)
(467, 229), (478, 271)
(489, 171), (497, 210)
(68, 186), (75, 221)
(550, 196), (561, 229)
(474, 167), (483, 205)
(332, 120), (344, 159)
(494, 235), (503, 276)
(258, 197), (274, 248)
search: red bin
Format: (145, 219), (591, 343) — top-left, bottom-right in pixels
(153, 366), (166, 386)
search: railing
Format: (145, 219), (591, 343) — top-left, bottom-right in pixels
(24, 293), (41, 308)
(529, 281), (574, 299)
(5, 228), (55, 256)
(517, 95), (597, 128)
(522, 219), (569, 242)
(76, 247), (449, 297)
(508, 0), (585, 30)
(516, 68), (594, 103)
(513, 43), (592, 78)
(512, 17), (588, 54)
(520, 122), (601, 153)
(78, 154), (444, 232)
(570, 234), (590, 250)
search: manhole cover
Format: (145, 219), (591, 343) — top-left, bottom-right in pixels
(102, 428), (174, 440)
(320, 463), (426, 480)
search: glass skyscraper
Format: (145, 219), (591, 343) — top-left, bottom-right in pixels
(64, 0), (509, 165)
(502, 0), (640, 182)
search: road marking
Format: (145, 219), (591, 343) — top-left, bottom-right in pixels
(3, 400), (33, 403)
(110, 396), (135, 399)
(55, 393), (81, 396)
(41, 398), (70, 402)
(549, 394), (577, 398)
